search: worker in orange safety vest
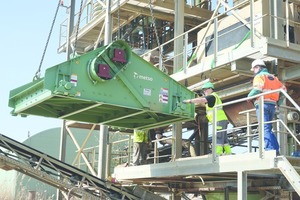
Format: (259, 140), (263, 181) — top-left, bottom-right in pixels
(247, 59), (286, 155)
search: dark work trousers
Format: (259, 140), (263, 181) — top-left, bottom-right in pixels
(132, 142), (147, 166)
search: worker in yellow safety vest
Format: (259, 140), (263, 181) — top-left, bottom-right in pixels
(132, 129), (149, 166)
(183, 81), (232, 155)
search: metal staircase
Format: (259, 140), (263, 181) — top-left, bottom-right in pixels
(276, 156), (300, 196)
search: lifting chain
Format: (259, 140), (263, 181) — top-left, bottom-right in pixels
(117, 0), (121, 40)
(148, 0), (167, 72)
(33, 0), (61, 81)
(148, 0), (161, 48)
(73, 0), (84, 57)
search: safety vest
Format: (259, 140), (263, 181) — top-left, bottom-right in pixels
(133, 130), (148, 143)
(253, 71), (286, 104)
(206, 92), (228, 125)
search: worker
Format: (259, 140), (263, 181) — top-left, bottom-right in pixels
(183, 81), (232, 156)
(132, 129), (149, 166)
(148, 129), (157, 149)
(247, 59), (286, 155)
(154, 128), (168, 146)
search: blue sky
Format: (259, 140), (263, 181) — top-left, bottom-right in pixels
(0, 1), (68, 142)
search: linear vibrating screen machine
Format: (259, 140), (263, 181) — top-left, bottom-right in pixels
(9, 40), (195, 129)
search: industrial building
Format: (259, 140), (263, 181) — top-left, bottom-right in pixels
(1, 0), (300, 199)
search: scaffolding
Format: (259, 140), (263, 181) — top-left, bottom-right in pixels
(5, 0), (300, 199)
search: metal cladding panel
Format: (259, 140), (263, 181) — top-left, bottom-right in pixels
(9, 41), (195, 129)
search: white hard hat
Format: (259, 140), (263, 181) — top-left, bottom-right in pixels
(251, 59), (266, 71)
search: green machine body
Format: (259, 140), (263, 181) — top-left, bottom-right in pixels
(9, 40), (195, 129)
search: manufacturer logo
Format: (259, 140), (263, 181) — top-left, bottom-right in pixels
(133, 72), (153, 81)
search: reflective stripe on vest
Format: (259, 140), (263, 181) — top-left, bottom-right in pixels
(206, 92), (228, 125)
(256, 74), (284, 103)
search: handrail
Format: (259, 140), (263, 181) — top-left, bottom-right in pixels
(152, 137), (174, 164)
(217, 88), (283, 108)
(108, 90), (300, 165)
(108, 135), (176, 165)
(149, 1), (256, 72)
(215, 88), (299, 113)
(277, 119), (300, 145)
(109, 136), (132, 166)
(211, 88), (300, 160)
(140, 0), (266, 73)
(57, 0), (300, 79)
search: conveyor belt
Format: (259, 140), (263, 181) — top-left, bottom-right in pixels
(0, 133), (140, 199)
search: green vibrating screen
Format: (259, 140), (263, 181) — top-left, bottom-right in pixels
(8, 40), (195, 129)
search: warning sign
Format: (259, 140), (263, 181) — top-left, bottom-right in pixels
(159, 88), (168, 104)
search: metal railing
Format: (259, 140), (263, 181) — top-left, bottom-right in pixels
(57, 0), (300, 76)
(107, 88), (300, 167)
(65, 0), (300, 166)
(141, 0), (300, 81)
(151, 137), (175, 164)
(211, 88), (300, 161)
(140, 0), (256, 72)
(108, 135), (176, 166)
(58, 0), (106, 49)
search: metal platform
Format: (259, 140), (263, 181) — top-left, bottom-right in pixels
(114, 151), (300, 198)
(57, 0), (213, 54)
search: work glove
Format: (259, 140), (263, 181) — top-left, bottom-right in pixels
(195, 90), (204, 96)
